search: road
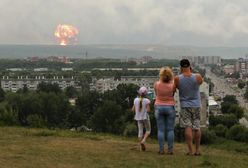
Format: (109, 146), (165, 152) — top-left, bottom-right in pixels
(205, 67), (248, 128)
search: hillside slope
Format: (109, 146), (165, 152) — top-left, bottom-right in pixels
(0, 127), (247, 168)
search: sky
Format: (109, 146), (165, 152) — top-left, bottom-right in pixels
(1, 0), (248, 46)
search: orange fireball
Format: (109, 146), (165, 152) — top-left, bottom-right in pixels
(54, 24), (79, 45)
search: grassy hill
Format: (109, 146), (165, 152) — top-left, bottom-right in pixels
(0, 127), (247, 168)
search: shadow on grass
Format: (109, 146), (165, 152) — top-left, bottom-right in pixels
(32, 129), (102, 141)
(198, 159), (218, 168)
(34, 130), (57, 137)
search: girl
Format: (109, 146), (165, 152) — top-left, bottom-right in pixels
(132, 86), (151, 151)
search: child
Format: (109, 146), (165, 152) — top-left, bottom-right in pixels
(132, 86), (151, 151)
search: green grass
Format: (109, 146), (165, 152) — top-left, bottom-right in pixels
(211, 138), (248, 154)
(0, 127), (247, 168)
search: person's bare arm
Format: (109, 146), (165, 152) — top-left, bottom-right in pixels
(131, 105), (135, 112)
(196, 73), (203, 85)
(146, 104), (150, 112)
(153, 82), (157, 95)
(174, 76), (179, 89)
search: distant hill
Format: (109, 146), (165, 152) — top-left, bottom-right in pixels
(0, 44), (248, 59)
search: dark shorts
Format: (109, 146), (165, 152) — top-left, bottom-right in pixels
(180, 107), (201, 130)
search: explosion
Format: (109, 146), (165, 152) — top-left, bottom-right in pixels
(54, 24), (79, 46)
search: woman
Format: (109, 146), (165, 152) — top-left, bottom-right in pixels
(154, 67), (176, 155)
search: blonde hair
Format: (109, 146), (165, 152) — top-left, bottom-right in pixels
(159, 67), (174, 83)
(139, 97), (143, 112)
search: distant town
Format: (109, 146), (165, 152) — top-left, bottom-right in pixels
(1, 55), (248, 129)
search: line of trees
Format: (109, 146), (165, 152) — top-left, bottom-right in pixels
(0, 58), (178, 71)
(0, 82), (159, 136)
(1, 81), (248, 143)
(208, 95), (248, 143)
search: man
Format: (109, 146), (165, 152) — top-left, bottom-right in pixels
(174, 59), (203, 156)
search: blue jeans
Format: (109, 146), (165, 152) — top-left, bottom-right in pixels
(155, 105), (176, 151)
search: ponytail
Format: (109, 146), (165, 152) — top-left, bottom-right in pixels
(139, 96), (143, 112)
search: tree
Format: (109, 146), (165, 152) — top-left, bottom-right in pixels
(0, 88), (5, 102)
(4, 90), (71, 128)
(19, 93), (43, 125)
(237, 80), (246, 89)
(214, 124), (228, 137)
(37, 82), (61, 94)
(227, 124), (248, 142)
(244, 87), (248, 100)
(0, 103), (18, 125)
(221, 103), (231, 114)
(39, 92), (70, 128)
(27, 114), (47, 128)
(90, 101), (125, 134)
(66, 107), (84, 127)
(222, 95), (238, 105)
(201, 128), (217, 144)
(228, 104), (244, 119)
(5, 92), (43, 126)
(79, 73), (91, 94)
(209, 114), (238, 128)
(5, 92), (23, 125)
(221, 103), (244, 119)
(76, 90), (102, 125)
(65, 86), (78, 98)
(116, 83), (139, 109)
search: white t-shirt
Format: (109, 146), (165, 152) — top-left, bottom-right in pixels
(133, 97), (150, 121)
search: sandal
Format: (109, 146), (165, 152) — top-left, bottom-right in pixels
(167, 151), (174, 155)
(158, 150), (165, 155)
(194, 153), (202, 156)
(140, 143), (146, 151)
(186, 152), (194, 156)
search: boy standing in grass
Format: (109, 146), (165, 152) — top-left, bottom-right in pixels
(132, 86), (151, 151)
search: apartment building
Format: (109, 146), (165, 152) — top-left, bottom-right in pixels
(235, 58), (248, 74)
(182, 56), (221, 65)
(92, 76), (158, 93)
(223, 64), (235, 74)
(27, 56), (71, 64)
(1, 76), (78, 92)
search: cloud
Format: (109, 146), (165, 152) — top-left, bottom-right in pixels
(0, 0), (248, 46)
